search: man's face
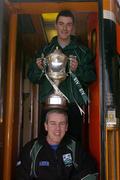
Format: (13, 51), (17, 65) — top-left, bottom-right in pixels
(45, 112), (68, 145)
(55, 16), (74, 41)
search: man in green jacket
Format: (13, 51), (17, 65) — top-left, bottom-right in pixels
(27, 10), (96, 141)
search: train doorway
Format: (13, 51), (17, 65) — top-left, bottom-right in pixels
(1, 1), (120, 180)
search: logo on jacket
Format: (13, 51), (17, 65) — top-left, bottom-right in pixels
(39, 161), (49, 167)
(62, 153), (72, 167)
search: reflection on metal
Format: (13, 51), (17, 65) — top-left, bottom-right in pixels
(106, 109), (120, 128)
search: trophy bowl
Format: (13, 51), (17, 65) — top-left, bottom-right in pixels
(45, 47), (68, 109)
(47, 48), (67, 83)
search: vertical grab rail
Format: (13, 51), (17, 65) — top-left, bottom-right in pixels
(106, 127), (120, 180)
(116, 129), (120, 180)
(3, 13), (17, 180)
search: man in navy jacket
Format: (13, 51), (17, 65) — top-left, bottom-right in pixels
(16, 109), (98, 180)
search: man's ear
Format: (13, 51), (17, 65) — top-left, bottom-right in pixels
(71, 26), (75, 35)
(44, 122), (48, 131)
(65, 123), (68, 132)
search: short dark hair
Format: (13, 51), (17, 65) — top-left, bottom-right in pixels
(56, 10), (75, 24)
(45, 109), (68, 123)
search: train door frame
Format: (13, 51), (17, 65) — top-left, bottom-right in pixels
(98, 0), (120, 179)
(2, 1), (101, 180)
(0, 0), (6, 177)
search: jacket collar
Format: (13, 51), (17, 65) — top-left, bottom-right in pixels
(50, 35), (78, 50)
(38, 134), (72, 149)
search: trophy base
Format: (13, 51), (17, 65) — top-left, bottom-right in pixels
(45, 94), (67, 110)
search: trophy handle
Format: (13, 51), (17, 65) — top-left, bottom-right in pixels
(68, 55), (77, 72)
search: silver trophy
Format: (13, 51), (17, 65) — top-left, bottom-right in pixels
(44, 47), (68, 109)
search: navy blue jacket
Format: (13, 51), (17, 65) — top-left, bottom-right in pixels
(15, 136), (97, 180)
